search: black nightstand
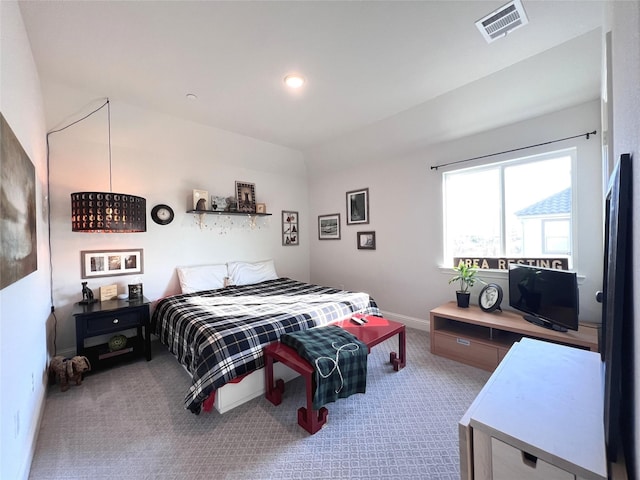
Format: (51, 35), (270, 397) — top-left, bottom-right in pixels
(73, 296), (151, 370)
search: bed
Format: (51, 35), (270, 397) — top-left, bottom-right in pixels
(151, 275), (381, 414)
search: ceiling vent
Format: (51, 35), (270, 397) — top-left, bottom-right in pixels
(475, 0), (529, 43)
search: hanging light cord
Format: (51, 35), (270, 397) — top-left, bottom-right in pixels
(45, 98), (110, 355)
(430, 130), (597, 171)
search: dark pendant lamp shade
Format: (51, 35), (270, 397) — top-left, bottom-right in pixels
(71, 192), (146, 233)
(65, 99), (146, 233)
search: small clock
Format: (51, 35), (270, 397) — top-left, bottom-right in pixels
(479, 283), (503, 313)
(151, 204), (174, 225)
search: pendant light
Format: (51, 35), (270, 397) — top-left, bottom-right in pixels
(70, 99), (146, 232)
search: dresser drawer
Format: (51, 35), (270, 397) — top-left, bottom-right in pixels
(84, 310), (142, 335)
(491, 438), (575, 480)
(432, 331), (498, 371)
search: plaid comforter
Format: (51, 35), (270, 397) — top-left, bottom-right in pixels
(151, 278), (380, 413)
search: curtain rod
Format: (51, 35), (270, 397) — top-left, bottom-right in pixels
(430, 130), (597, 171)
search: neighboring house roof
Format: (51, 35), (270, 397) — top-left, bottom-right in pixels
(515, 188), (571, 217)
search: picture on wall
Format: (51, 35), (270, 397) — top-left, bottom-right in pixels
(282, 210), (299, 245)
(236, 181), (256, 213)
(81, 249), (144, 279)
(318, 213), (341, 240)
(1, 113), (37, 290)
(346, 187), (369, 225)
(357, 231), (376, 250)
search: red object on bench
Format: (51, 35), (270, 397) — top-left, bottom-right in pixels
(264, 316), (406, 434)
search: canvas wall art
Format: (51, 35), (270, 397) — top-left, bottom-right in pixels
(1, 113), (37, 290)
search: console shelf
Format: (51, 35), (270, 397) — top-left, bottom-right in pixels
(430, 302), (599, 371)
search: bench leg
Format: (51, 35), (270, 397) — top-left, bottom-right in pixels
(264, 353), (284, 405)
(298, 406), (328, 434)
(389, 326), (406, 371)
(297, 368), (328, 434)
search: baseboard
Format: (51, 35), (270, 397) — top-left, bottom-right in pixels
(22, 375), (49, 480)
(379, 310), (429, 332)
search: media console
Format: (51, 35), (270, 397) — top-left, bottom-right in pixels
(430, 302), (598, 371)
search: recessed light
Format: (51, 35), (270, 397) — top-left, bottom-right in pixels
(284, 74), (305, 89)
(186, 93), (198, 100)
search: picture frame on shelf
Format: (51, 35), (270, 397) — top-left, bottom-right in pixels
(193, 189), (209, 210)
(210, 195), (228, 212)
(81, 249), (144, 279)
(256, 203), (266, 214)
(318, 213), (340, 240)
(346, 187), (369, 224)
(357, 231), (376, 250)
(282, 210), (299, 245)
(235, 181), (256, 213)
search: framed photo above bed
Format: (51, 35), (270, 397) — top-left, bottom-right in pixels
(282, 210), (299, 245)
(318, 213), (340, 240)
(346, 187), (369, 225)
(357, 231), (376, 250)
(236, 181), (256, 213)
(81, 248), (144, 279)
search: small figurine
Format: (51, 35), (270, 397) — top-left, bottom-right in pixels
(79, 281), (97, 305)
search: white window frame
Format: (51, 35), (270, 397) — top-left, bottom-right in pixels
(442, 147), (577, 268)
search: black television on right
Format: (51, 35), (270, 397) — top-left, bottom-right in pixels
(600, 153), (632, 465)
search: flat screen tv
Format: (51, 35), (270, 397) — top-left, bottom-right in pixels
(600, 153), (632, 464)
(508, 264), (579, 332)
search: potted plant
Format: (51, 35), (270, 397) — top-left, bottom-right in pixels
(449, 263), (480, 308)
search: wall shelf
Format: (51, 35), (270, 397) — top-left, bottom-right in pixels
(186, 210), (272, 217)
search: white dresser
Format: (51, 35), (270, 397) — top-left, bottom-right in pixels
(459, 337), (607, 480)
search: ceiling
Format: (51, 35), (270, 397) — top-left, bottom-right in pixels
(19, 1), (605, 160)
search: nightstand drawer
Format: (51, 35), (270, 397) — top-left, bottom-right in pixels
(84, 310), (142, 335)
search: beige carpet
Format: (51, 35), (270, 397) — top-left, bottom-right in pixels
(29, 328), (490, 479)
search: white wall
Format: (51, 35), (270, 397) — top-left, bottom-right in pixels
(607, 1), (640, 477)
(43, 82), (311, 356)
(0, 2), (50, 479)
(309, 101), (603, 328)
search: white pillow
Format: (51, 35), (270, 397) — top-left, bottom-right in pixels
(176, 264), (228, 294)
(227, 260), (278, 286)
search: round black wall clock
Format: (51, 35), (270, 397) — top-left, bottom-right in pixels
(151, 204), (174, 225)
(478, 283), (503, 313)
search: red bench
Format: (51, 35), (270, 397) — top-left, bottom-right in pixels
(264, 316), (406, 433)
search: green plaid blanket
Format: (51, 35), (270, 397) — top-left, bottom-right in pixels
(280, 325), (367, 410)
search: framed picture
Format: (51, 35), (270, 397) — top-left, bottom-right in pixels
(318, 213), (341, 240)
(346, 187), (369, 224)
(357, 231), (376, 250)
(256, 203), (266, 214)
(1, 115), (37, 289)
(81, 249), (144, 279)
(236, 181), (256, 213)
(282, 210), (299, 246)
(193, 189), (209, 210)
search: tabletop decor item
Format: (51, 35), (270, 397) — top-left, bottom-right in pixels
(448, 263), (480, 308)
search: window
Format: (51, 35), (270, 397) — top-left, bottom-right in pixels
(443, 149), (574, 266)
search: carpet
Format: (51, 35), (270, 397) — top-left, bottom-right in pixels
(29, 328), (490, 479)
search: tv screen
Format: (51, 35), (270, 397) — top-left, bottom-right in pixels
(601, 153), (632, 463)
(508, 264), (579, 331)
